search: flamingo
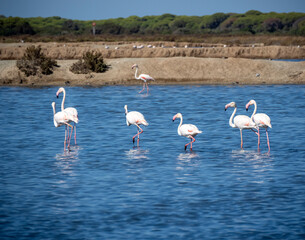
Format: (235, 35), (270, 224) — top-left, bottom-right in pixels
(124, 105), (149, 145)
(225, 102), (257, 149)
(56, 87), (79, 145)
(51, 102), (73, 150)
(132, 64), (155, 94)
(172, 113), (202, 150)
(246, 99), (272, 151)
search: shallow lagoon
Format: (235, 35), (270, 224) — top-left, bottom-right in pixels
(0, 85), (304, 239)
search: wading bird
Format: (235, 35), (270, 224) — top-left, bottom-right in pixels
(132, 64), (155, 94)
(52, 102), (73, 150)
(56, 87), (79, 145)
(124, 105), (149, 145)
(225, 102), (257, 149)
(246, 99), (272, 151)
(172, 113), (202, 150)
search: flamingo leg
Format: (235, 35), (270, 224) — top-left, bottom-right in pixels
(257, 128), (260, 151)
(74, 123), (77, 145)
(68, 125), (74, 147)
(64, 125), (67, 150)
(146, 82), (149, 94)
(137, 129), (140, 146)
(139, 83), (145, 93)
(266, 128), (270, 152)
(240, 129), (243, 149)
(184, 136), (196, 151)
(64, 123), (73, 150)
(132, 125), (143, 144)
(66, 125), (70, 143)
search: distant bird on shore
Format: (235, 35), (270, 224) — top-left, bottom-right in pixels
(124, 105), (149, 145)
(132, 64), (155, 94)
(56, 87), (78, 145)
(172, 113), (202, 151)
(225, 102), (257, 149)
(246, 99), (272, 152)
(52, 102), (73, 150)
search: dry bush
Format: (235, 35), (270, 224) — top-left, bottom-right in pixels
(70, 51), (109, 74)
(16, 45), (58, 76)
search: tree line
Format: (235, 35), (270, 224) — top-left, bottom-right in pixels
(1, 10), (305, 37)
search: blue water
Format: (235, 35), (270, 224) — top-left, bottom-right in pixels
(0, 85), (305, 240)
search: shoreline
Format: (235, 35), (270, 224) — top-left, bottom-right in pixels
(0, 42), (304, 86)
(1, 57), (304, 87)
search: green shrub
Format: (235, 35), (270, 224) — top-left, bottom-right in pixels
(16, 45), (58, 76)
(70, 51), (109, 74)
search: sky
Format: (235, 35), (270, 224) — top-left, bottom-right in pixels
(1, 0), (305, 20)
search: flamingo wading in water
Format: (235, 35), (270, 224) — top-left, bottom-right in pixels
(225, 102), (257, 149)
(52, 102), (73, 150)
(132, 64), (155, 94)
(246, 99), (272, 151)
(172, 113), (202, 150)
(56, 87), (79, 145)
(124, 105), (149, 145)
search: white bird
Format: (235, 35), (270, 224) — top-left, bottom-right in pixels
(52, 102), (73, 150)
(132, 64), (155, 94)
(56, 87), (79, 145)
(124, 105), (149, 145)
(246, 99), (272, 152)
(105, 45), (109, 49)
(225, 102), (257, 149)
(172, 113), (202, 150)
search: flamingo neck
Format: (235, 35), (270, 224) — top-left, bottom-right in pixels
(134, 67), (140, 79)
(52, 104), (58, 127)
(229, 107), (237, 128)
(52, 104), (56, 115)
(251, 101), (257, 119)
(61, 89), (66, 111)
(177, 116), (183, 135)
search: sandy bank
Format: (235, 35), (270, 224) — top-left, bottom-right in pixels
(0, 42), (305, 60)
(1, 57), (304, 87)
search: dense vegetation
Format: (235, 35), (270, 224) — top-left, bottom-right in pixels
(70, 51), (109, 74)
(17, 45), (58, 76)
(1, 11), (305, 38)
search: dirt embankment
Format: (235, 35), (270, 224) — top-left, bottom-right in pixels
(0, 42), (305, 60)
(0, 42), (304, 86)
(1, 57), (304, 87)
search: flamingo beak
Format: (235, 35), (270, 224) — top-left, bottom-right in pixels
(224, 104), (228, 111)
(172, 116), (176, 122)
(246, 103), (250, 111)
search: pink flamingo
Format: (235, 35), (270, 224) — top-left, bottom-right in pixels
(132, 64), (155, 94)
(56, 87), (79, 145)
(52, 102), (73, 150)
(124, 105), (149, 145)
(172, 113), (202, 150)
(225, 102), (257, 149)
(246, 99), (272, 151)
